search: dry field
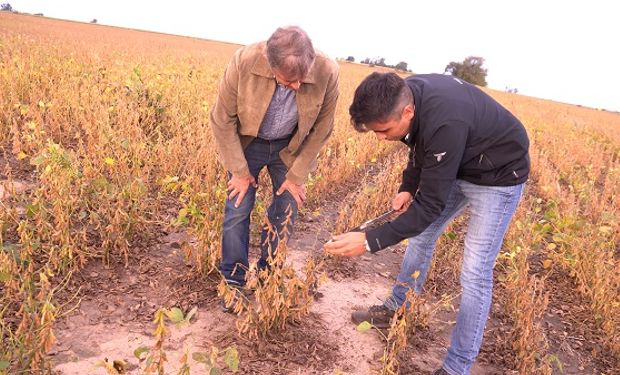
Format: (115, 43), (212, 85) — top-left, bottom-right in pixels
(1, 13), (619, 375)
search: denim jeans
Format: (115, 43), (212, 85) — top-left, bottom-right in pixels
(383, 180), (524, 375)
(219, 138), (298, 286)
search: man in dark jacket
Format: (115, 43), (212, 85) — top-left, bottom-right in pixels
(324, 72), (529, 375)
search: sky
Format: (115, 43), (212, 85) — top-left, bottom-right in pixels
(8, 0), (620, 112)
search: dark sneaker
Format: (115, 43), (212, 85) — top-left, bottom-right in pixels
(220, 284), (252, 314)
(309, 281), (323, 300)
(351, 304), (395, 329)
(220, 298), (235, 313)
(432, 368), (450, 375)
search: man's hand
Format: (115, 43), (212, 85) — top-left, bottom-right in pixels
(228, 174), (258, 208)
(392, 191), (413, 212)
(324, 232), (366, 257)
(276, 179), (306, 207)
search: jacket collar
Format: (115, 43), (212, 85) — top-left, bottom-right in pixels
(400, 83), (419, 146)
(250, 43), (317, 84)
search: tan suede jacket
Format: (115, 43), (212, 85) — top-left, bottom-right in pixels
(210, 42), (339, 184)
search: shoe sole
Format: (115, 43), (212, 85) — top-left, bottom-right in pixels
(351, 317), (391, 329)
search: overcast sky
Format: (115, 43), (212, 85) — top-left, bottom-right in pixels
(8, 0), (620, 111)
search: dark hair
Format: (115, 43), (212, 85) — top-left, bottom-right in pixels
(266, 26), (316, 80)
(349, 72), (412, 132)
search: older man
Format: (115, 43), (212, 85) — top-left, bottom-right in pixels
(211, 26), (339, 290)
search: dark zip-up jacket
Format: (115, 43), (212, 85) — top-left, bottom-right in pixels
(366, 74), (530, 252)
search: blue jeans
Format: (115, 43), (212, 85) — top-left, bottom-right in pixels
(383, 180), (524, 375)
(219, 138), (298, 286)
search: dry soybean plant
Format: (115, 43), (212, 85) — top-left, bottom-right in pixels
(129, 307), (239, 374)
(218, 210), (323, 339)
(355, 284), (432, 375)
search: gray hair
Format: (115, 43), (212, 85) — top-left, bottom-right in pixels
(266, 26), (316, 80)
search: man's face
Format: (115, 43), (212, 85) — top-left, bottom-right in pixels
(273, 69), (302, 91)
(366, 104), (414, 141)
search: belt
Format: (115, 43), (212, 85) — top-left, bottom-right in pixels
(253, 136), (292, 144)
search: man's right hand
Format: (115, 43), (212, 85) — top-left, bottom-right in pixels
(392, 191), (413, 212)
(228, 174), (258, 208)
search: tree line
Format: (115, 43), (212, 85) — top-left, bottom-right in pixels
(345, 56), (411, 72)
(345, 55), (489, 87)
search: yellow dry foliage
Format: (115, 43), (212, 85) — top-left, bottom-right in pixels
(0, 12), (618, 373)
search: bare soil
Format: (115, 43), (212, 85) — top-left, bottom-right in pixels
(45, 190), (618, 375)
(0, 171), (613, 374)
(48, 203), (498, 375)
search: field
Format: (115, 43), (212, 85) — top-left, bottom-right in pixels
(1, 13), (619, 375)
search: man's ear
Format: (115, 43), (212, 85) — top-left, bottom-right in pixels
(402, 103), (415, 121)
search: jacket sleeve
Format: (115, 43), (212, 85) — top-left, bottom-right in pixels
(398, 148), (421, 194)
(209, 49), (251, 178)
(285, 67), (340, 184)
(365, 122), (468, 252)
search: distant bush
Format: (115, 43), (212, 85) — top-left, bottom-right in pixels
(444, 56), (488, 86)
(395, 61), (408, 71)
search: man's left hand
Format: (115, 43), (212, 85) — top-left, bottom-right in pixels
(324, 232), (366, 257)
(276, 179), (306, 207)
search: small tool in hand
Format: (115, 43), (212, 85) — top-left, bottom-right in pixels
(347, 209), (401, 232)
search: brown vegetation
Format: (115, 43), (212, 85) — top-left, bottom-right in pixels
(1, 12), (618, 374)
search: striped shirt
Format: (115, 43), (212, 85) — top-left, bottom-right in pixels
(257, 84), (298, 140)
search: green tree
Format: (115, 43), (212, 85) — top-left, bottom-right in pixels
(444, 56), (488, 86)
(346, 56), (355, 62)
(1, 3), (13, 11)
(395, 61), (408, 71)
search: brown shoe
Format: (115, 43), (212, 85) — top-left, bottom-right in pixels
(351, 304), (395, 329)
